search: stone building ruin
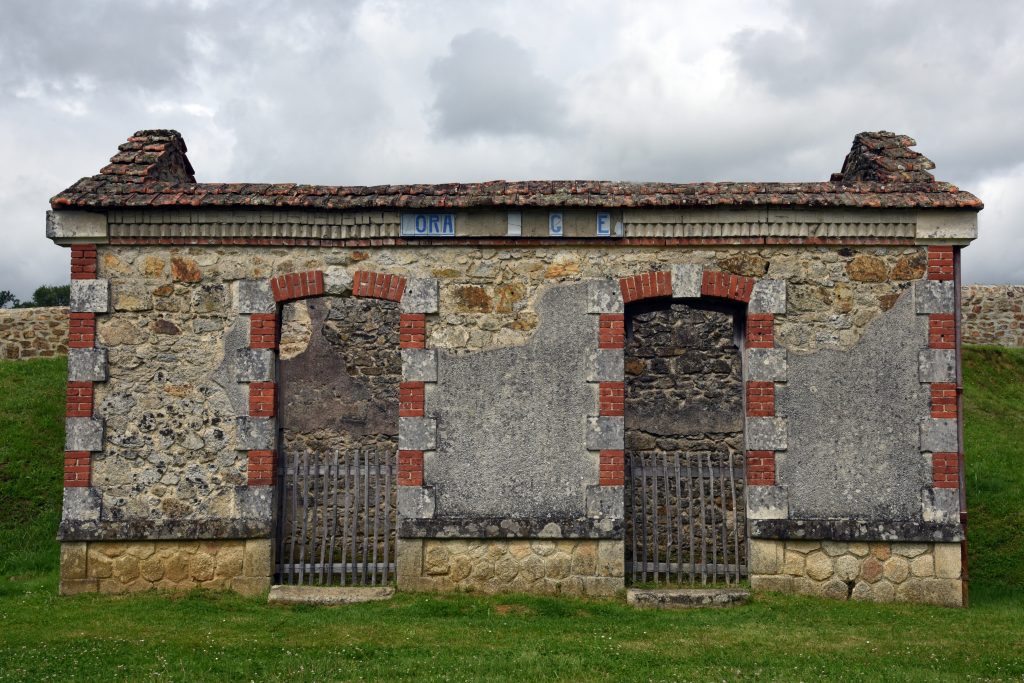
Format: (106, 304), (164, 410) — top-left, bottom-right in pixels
(50, 130), (980, 606)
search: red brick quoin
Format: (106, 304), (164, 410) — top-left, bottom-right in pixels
(932, 452), (960, 489)
(64, 452), (92, 487)
(746, 381), (775, 417)
(928, 246), (954, 281)
(398, 450), (424, 486)
(747, 451), (776, 486)
(599, 450), (625, 486)
(929, 314), (956, 349)
(247, 450), (274, 487)
(68, 313), (96, 348)
(400, 381), (425, 417)
(70, 244), (97, 280)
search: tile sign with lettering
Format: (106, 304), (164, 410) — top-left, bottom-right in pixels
(401, 213), (456, 237)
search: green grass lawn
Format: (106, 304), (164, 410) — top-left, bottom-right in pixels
(0, 350), (1022, 681)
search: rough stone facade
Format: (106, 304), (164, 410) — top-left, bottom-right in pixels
(750, 539), (963, 607)
(48, 129), (981, 606)
(398, 539), (623, 596)
(961, 285), (1024, 346)
(59, 538), (272, 595)
(0, 306), (68, 359)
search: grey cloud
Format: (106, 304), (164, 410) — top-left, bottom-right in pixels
(429, 29), (567, 138)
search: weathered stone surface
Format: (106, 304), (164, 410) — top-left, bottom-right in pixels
(268, 585), (395, 605)
(627, 588), (750, 609)
(171, 256), (202, 283)
(61, 486), (102, 524)
(749, 279), (786, 314)
(586, 279), (623, 314)
(745, 348), (787, 382)
(883, 556), (910, 583)
(919, 349), (957, 383)
(747, 485), (789, 520)
(805, 551), (834, 580)
(746, 417), (787, 450)
(585, 485), (624, 519)
(920, 419), (958, 453)
(68, 348), (107, 382)
(588, 348), (624, 382)
(233, 279), (274, 313)
(915, 280), (955, 314)
(586, 416), (624, 451)
(846, 254), (888, 282)
(235, 348), (275, 382)
(778, 292), (929, 521)
(399, 417), (436, 451)
(66, 417), (104, 451)
(749, 539), (784, 574)
(402, 348), (437, 382)
(398, 486), (436, 519)
(71, 279), (110, 313)
(961, 285), (1024, 346)
(933, 543), (962, 579)
(60, 543), (88, 580)
(323, 267), (354, 296)
(0, 306), (68, 360)
(750, 574), (793, 594)
(46, 209), (107, 242)
(671, 264), (702, 299)
(922, 486), (960, 524)
(402, 277), (439, 313)
(235, 417), (276, 450)
(834, 555), (860, 581)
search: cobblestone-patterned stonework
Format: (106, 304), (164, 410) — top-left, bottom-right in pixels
(962, 285), (1024, 347)
(279, 296), (400, 456)
(59, 539), (271, 595)
(397, 539), (624, 596)
(0, 306), (68, 359)
(749, 539), (963, 607)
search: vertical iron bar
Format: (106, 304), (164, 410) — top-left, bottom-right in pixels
(362, 447), (370, 585)
(289, 450), (299, 585)
(675, 452), (684, 584)
(628, 454), (637, 585)
(318, 453), (329, 584)
(297, 451), (309, 585)
(328, 452), (340, 585)
(651, 453), (660, 583)
(383, 448), (392, 584)
(371, 449), (381, 586)
(352, 448), (361, 585)
(687, 455), (694, 584)
(719, 450), (729, 584)
(709, 453), (718, 583)
(340, 450), (350, 586)
(729, 449), (740, 583)
(639, 453), (649, 583)
(698, 452), (707, 585)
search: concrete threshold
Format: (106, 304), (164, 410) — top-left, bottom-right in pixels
(268, 585), (395, 606)
(626, 588), (750, 609)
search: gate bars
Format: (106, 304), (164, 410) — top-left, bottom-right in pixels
(625, 450), (747, 585)
(275, 447), (395, 586)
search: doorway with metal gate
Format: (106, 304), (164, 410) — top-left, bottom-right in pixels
(623, 298), (747, 585)
(273, 295), (400, 586)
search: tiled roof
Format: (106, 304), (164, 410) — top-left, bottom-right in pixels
(50, 130), (982, 211)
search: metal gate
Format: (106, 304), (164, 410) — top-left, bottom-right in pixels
(275, 447), (396, 585)
(625, 450), (747, 585)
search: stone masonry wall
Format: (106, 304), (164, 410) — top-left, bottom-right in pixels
(59, 538), (272, 595)
(0, 306), (68, 359)
(962, 285), (1024, 346)
(84, 244), (924, 530)
(397, 538), (623, 597)
(749, 539), (963, 607)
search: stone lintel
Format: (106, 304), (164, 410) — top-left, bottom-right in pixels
(748, 279), (786, 314)
(745, 417), (787, 451)
(748, 518), (964, 543)
(745, 348), (787, 382)
(915, 280), (955, 314)
(46, 210), (108, 245)
(235, 417), (276, 450)
(671, 264), (703, 299)
(402, 348), (438, 382)
(920, 418), (958, 453)
(233, 279), (275, 314)
(586, 280), (623, 314)
(70, 279), (110, 313)
(65, 417), (104, 451)
(397, 516), (623, 539)
(587, 348), (624, 382)
(919, 349), (957, 383)
(586, 416), (624, 451)
(68, 348), (108, 382)
(235, 348), (276, 382)
(915, 209), (978, 242)
(402, 277), (439, 313)
(399, 417), (436, 451)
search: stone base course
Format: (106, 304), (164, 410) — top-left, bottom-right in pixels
(59, 539), (272, 596)
(749, 539), (963, 607)
(397, 538), (624, 597)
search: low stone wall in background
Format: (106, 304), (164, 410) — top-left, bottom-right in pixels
(961, 285), (1024, 347)
(0, 306), (68, 359)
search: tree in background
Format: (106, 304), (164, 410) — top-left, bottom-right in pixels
(3, 285), (71, 308)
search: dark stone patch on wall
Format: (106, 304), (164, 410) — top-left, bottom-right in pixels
(279, 297), (400, 456)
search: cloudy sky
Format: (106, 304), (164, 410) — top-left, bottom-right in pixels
(1, 0), (1022, 299)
